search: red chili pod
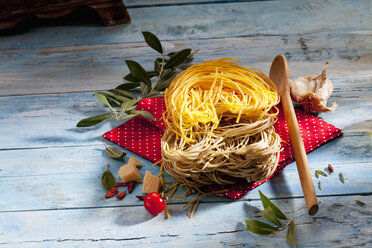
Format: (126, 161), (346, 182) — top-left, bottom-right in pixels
(115, 182), (128, 187)
(328, 164), (334, 173)
(116, 190), (127, 200)
(136, 195), (146, 201)
(105, 188), (118, 198)
(128, 181), (135, 193)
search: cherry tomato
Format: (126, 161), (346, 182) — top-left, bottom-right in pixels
(144, 192), (166, 215)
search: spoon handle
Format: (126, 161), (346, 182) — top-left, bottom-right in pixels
(281, 90), (319, 215)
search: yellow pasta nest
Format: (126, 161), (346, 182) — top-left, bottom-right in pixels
(161, 58), (281, 189)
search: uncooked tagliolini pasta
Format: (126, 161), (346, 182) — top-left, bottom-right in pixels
(161, 58), (281, 189)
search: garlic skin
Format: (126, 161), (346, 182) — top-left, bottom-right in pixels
(289, 62), (337, 113)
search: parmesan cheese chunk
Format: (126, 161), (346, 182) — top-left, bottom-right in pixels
(142, 170), (162, 194)
(118, 163), (141, 183)
(128, 157), (142, 167)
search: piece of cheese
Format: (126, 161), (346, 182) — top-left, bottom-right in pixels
(128, 157), (142, 167)
(118, 163), (141, 183)
(142, 170), (162, 194)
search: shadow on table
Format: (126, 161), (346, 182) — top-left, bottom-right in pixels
(268, 172), (296, 211)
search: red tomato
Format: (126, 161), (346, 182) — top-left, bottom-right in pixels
(144, 192), (166, 215)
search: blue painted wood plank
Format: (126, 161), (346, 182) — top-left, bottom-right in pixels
(0, 133), (370, 212)
(1, 33), (371, 95)
(0, 92), (370, 150)
(0, 0), (370, 49)
(0, 195), (370, 247)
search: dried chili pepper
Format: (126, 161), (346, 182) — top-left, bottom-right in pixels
(115, 182), (128, 187)
(105, 188), (118, 198)
(136, 195), (146, 201)
(128, 181), (135, 193)
(116, 190), (127, 200)
(328, 164), (334, 173)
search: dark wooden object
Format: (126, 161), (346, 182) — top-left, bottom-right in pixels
(0, 0), (131, 29)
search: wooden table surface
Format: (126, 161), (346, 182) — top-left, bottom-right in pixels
(0, 0), (371, 247)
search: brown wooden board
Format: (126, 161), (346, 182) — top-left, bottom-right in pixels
(0, 0), (130, 29)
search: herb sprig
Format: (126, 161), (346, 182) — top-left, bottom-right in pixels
(245, 190), (296, 247)
(77, 31), (198, 127)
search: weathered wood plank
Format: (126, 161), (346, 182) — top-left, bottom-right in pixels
(0, 0), (370, 50)
(0, 133), (370, 211)
(0, 195), (370, 247)
(1, 33), (371, 95)
(0, 92), (370, 150)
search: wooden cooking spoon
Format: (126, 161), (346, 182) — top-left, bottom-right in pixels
(269, 55), (319, 215)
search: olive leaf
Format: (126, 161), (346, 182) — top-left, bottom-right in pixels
(125, 60), (151, 87)
(120, 98), (137, 115)
(261, 206), (282, 227)
(147, 71), (158, 78)
(154, 58), (163, 72)
(165, 49), (191, 69)
(105, 146), (126, 159)
(259, 190), (287, 220)
(128, 110), (156, 121)
(245, 191), (296, 247)
(101, 167), (116, 191)
(77, 31), (198, 128)
(94, 93), (114, 111)
(287, 221), (296, 247)
(116, 82), (140, 91)
(154, 77), (174, 91)
(245, 219), (279, 235)
(76, 113), (114, 127)
(142, 31), (163, 54)
(144, 91), (163, 99)
(140, 82), (151, 96)
(108, 89), (137, 100)
(123, 72), (140, 82)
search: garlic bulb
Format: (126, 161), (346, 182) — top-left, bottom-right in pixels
(289, 62), (337, 113)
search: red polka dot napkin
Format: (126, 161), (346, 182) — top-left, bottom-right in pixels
(103, 97), (343, 199)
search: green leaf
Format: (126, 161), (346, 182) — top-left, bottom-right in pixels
(142, 31), (163, 54)
(128, 110), (156, 121)
(259, 190), (287, 220)
(144, 91), (163, 99)
(76, 113), (114, 127)
(106, 146), (126, 159)
(108, 89), (137, 100)
(165, 49), (191, 69)
(123, 73), (140, 82)
(125, 60), (151, 87)
(286, 221), (296, 247)
(119, 114), (137, 120)
(140, 82), (151, 96)
(245, 219), (279, 235)
(116, 82), (140, 90)
(147, 70), (158, 78)
(120, 98), (137, 115)
(154, 77), (174, 91)
(154, 58), (162, 72)
(108, 97), (122, 107)
(261, 206), (282, 227)
(101, 169), (116, 191)
(94, 93), (113, 110)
